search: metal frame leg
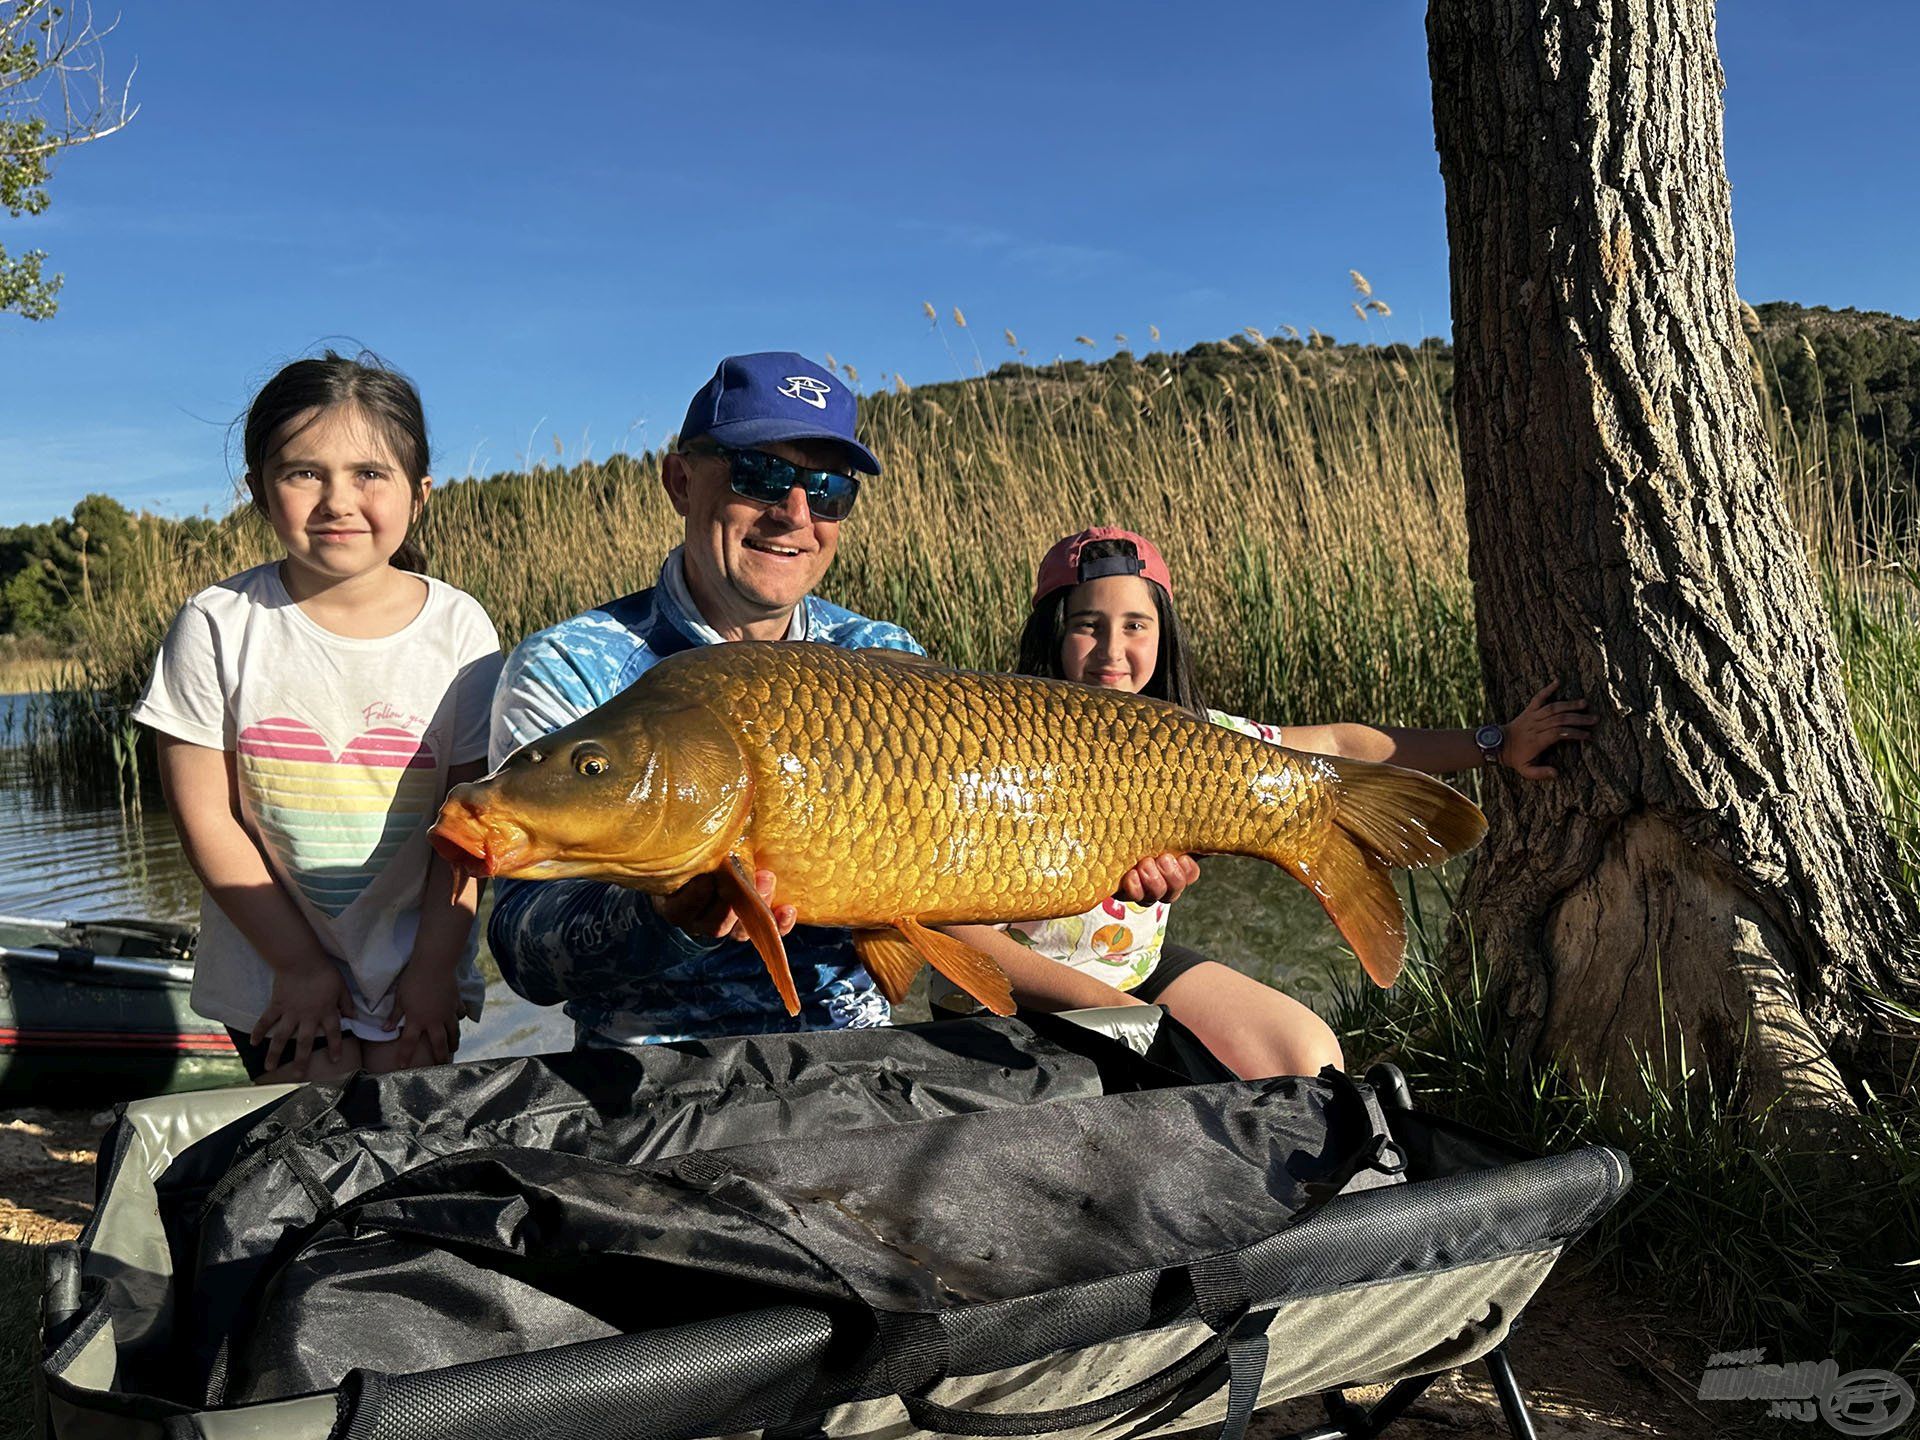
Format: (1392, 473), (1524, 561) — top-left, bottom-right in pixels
(1273, 1344), (1541, 1440)
(1484, 1346), (1540, 1440)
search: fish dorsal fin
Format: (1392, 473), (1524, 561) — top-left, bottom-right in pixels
(856, 648), (941, 668)
(853, 928), (923, 1005)
(897, 918), (1015, 1016)
(718, 854), (801, 1016)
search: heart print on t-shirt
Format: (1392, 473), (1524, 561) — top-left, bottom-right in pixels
(237, 716), (439, 917)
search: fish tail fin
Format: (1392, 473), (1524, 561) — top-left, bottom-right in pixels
(1267, 761), (1486, 988)
(899, 918), (1016, 1017)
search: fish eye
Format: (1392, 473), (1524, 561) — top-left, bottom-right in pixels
(572, 745), (610, 777)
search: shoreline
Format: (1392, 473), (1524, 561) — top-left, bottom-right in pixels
(0, 658), (75, 695)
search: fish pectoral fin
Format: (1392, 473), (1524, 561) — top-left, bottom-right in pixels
(897, 918), (1015, 1017)
(720, 854), (801, 1017)
(1291, 832), (1406, 989)
(853, 928), (923, 1005)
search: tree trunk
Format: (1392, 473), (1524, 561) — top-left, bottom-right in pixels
(1427, 0), (1919, 1119)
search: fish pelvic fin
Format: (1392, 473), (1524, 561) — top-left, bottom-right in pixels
(899, 918), (1015, 1017)
(720, 854), (801, 1016)
(853, 928), (923, 1005)
(1280, 762), (1486, 989)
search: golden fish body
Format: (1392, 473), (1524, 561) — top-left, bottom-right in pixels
(642, 646), (1332, 925)
(432, 644), (1486, 1013)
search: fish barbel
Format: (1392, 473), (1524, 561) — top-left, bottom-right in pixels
(431, 644), (1486, 1017)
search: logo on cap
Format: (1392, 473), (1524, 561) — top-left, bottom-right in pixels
(778, 376), (833, 410)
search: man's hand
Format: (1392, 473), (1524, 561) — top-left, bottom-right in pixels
(393, 960), (463, 1067)
(251, 959), (354, 1074)
(1117, 852), (1202, 905)
(652, 868), (799, 942)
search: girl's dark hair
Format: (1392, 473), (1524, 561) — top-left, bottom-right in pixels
(242, 351), (432, 573)
(1015, 537), (1210, 716)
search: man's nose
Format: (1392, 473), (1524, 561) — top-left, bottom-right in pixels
(768, 484), (811, 524)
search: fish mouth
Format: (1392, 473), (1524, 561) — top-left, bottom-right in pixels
(429, 798), (540, 878)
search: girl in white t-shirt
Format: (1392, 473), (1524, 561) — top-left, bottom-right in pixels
(941, 527), (1593, 1079)
(135, 353), (502, 1084)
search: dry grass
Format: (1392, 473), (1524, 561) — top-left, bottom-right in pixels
(33, 329), (1920, 860)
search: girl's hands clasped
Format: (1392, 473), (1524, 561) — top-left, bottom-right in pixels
(251, 958), (354, 1074)
(1499, 681), (1597, 780)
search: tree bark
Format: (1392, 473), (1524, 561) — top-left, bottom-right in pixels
(1427, 0), (1920, 1119)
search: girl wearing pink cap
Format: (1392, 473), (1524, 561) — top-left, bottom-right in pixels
(940, 527), (1592, 1079)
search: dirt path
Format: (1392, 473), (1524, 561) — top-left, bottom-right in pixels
(3, 1107), (1768, 1438)
(0, 1107), (104, 1245)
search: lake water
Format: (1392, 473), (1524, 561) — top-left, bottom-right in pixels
(0, 689), (1364, 1061)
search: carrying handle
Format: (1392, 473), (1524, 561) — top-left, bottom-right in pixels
(878, 1253), (1269, 1440)
(897, 1328), (1231, 1436)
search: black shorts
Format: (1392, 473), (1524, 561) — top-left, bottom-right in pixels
(224, 1026), (333, 1081)
(1129, 943), (1215, 1004)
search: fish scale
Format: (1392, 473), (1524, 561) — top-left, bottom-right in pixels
(644, 646), (1339, 924)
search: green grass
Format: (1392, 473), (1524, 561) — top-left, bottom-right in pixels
(1328, 873), (1920, 1382)
(2, 1244), (44, 1440)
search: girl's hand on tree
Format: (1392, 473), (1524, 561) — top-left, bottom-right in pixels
(251, 960), (354, 1074)
(394, 961), (463, 1067)
(1502, 681), (1598, 780)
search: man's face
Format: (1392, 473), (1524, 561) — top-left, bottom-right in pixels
(664, 437), (851, 634)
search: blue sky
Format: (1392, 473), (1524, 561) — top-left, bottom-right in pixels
(2, 1), (1915, 526)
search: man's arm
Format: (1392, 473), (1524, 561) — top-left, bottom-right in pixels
(484, 628), (797, 1007)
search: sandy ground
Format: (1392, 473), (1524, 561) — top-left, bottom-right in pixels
(3, 1105), (1777, 1438)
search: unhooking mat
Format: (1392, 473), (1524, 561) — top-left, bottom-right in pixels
(39, 1010), (1631, 1440)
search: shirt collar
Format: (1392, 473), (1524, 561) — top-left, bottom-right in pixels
(658, 547), (810, 645)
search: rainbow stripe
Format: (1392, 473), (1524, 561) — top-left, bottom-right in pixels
(238, 717), (439, 917)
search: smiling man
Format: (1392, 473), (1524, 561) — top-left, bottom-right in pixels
(486, 352), (924, 1046)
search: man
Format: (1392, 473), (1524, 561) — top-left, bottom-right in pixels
(488, 351), (1195, 1048)
(487, 351), (923, 1046)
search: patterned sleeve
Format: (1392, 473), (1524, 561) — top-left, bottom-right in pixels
(487, 874), (719, 1007)
(1205, 708), (1287, 748)
(131, 598), (229, 750)
(489, 627), (606, 767)
(483, 614), (717, 1007)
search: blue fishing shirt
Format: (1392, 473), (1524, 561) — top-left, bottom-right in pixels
(486, 548), (924, 1047)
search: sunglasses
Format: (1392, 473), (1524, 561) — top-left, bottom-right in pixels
(685, 443), (862, 522)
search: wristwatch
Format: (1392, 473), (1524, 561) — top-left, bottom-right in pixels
(1475, 723), (1505, 767)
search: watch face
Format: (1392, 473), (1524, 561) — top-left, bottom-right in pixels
(1475, 724), (1504, 750)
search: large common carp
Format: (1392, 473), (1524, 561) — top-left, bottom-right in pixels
(431, 644), (1486, 1016)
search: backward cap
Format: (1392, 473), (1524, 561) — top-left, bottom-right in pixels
(678, 351), (880, 475)
(1032, 527), (1175, 606)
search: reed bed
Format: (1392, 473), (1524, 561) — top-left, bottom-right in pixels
(26, 327), (1920, 876)
(42, 339), (1481, 768)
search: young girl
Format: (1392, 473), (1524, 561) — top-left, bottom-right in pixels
(943, 526), (1594, 1080)
(134, 353), (503, 1084)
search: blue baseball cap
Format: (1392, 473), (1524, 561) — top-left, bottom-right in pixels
(677, 351), (880, 475)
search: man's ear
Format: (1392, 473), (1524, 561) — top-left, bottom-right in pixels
(661, 454), (692, 517)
